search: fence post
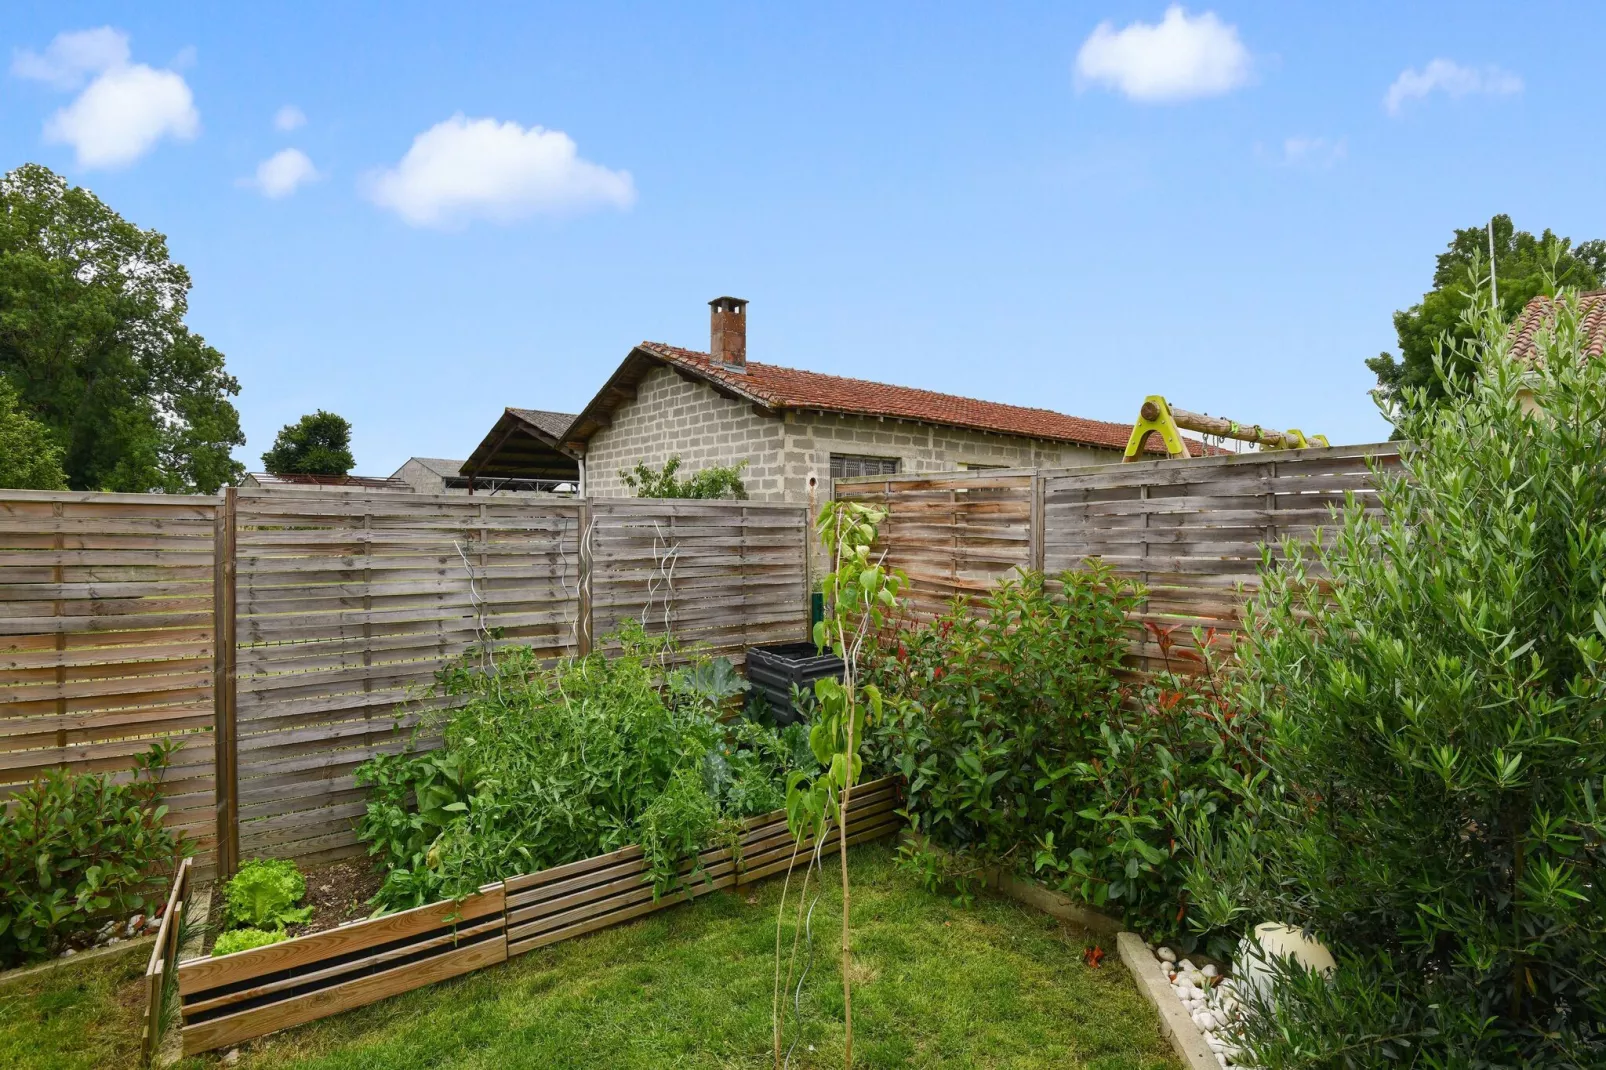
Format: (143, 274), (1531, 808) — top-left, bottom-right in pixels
(213, 487), (239, 879)
(1030, 472), (1046, 574)
(577, 500), (593, 656)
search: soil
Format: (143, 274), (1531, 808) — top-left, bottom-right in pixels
(289, 859), (384, 937)
(206, 858), (385, 951)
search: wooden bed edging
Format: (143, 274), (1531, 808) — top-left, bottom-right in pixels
(142, 856), (193, 1066)
(175, 775), (900, 1055)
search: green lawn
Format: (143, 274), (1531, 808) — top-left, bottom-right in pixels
(2, 843), (1178, 1069)
(0, 942), (151, 1070)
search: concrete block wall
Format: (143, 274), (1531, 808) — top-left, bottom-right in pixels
(582, 364), (1123, 502)
(584, 365), (791, 499)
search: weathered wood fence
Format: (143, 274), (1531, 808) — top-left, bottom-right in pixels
(0, 492), (221, 865)
(1, 487), (811, 877)
(835, 443), (1402, 669)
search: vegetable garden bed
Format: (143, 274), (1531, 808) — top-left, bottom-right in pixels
(171, 777), (898, 1056)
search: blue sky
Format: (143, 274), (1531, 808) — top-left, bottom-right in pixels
(4, 2), (1600, 474)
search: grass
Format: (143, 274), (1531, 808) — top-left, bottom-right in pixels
(0, 942), (151, 1070)
(0, 843), (1179, 1069)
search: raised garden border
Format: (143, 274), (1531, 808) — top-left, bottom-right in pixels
(171, 776), (899, 1056)
(142, 856), (194, 1063)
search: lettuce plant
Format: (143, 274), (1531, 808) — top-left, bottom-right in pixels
(211, 927), (286, 957)
(223, 859), (313, 930)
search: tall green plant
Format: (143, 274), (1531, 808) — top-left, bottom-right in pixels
(0, 742), (189, 967)
(774, 500), (902, 1070)
(869, 567), (1139, 895)
(1190, 290), (1606, 1065)
(357, 626), (813, 910)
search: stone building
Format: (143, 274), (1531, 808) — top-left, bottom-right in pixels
(466, 297), (1201, 502)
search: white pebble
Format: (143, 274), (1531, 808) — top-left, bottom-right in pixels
(1216, 1054), (1229, 1068)
(1157, 946), (1177, 963)
(1178, 958), (1196, 971)
(1202, 963), (1219, 978)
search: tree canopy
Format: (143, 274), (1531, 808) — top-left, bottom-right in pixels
(0, 378), (66, 490)
(261, 410), (355, 475)
(0, 163), (244, 492)
(1367, 215), (1606, 410)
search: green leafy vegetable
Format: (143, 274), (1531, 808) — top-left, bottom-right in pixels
(211, 927), (287, 957)
(223, 859), (313, 930)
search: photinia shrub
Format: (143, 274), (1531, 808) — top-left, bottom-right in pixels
(0, 741), (190, 968)
(868, 565), (1139, 895)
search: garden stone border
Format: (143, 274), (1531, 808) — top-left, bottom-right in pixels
(0, 933), (157, 990)
(1115, 933), (1216, 1070)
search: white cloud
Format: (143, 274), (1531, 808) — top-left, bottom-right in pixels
(274, 105), (306, 132)
(1281, 136), (1346, 168)
(14, 28), (198, 169)
(367, 115), (635, 228)
(1384, 59), (1522, 116)
(243, 148), (319, 198)
(11, 26), (129, 89)
(1075, 6), (1251, 103)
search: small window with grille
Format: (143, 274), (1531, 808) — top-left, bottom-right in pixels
(829, 454), (900, 479)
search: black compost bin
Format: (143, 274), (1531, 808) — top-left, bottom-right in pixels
(746, 642), (844, 726)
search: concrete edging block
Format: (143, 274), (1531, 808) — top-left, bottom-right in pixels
(0, 934), (157, 990)
(1116, 931), (1217, 1070)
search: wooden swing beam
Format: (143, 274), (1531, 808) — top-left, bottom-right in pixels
(1123, 395), (1328, 462)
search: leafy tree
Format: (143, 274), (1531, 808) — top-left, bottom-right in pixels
(0, 377), (66, 489)
(0, 164), (244, 492)
(619, 455), (748, 499)
(1367, 215), (1606, 409)
(261, 410), (355, 475)
(1192, 292), (1606, 1065)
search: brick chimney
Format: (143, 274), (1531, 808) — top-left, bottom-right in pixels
(709, 296), (748, 370)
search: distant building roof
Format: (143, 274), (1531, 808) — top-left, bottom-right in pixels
(564, 342), (1208, 455)
(461, 409), (582, 483)
(506, 409), (576, 440)
(1510, 289), (1606, 366)
(399, 457), (467, 479)
(245, 472), (412, 491)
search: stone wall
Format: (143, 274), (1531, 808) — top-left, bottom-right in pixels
(583, 364), (1122, 502)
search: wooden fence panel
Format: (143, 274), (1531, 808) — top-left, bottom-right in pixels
(837, 445), (1402, 669)
(588, 499), (810, 662)
(831, 470), (1035, 622)
(230, 488), (584, 867)
(1043, 444), (1400, 670)
(0, 491), (219, 872)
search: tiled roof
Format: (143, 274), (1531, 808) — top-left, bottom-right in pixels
(632, 342), (1206, 455)
(508, 408), (577, 440)
(1509, 289), (1606, 366)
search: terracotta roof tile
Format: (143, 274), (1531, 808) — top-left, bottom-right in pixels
(1509, 289), (1606, 367)
(634, 342), (1207, 456)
